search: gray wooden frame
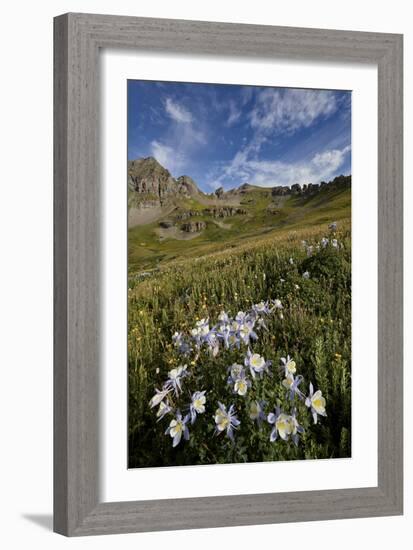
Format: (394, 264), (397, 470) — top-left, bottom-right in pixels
(54, 12), (403, 537)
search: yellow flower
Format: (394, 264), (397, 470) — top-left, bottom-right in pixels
(281, 355), (296, 375)
(311, 391), (326, 415)
(282, 373), (294, 389)
(275, 413), (294, 440)
(169, 419), (183, 437)
(286, 360), (296, 374)
(215, 409), (229, 431)
(234, 378), (248, 396)
(250, 354), (265, 370)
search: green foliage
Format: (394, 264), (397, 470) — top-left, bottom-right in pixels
(127, 224), (352, 468)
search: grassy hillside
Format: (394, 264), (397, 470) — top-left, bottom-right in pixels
(128, 184), (351, 273)
(128, 177), (351, 468)
(128, 221), (351, 468)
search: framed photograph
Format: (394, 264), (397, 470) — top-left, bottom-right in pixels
(54, 13), (403, 536)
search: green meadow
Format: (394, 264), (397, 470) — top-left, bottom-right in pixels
(128, 183), (351, 468)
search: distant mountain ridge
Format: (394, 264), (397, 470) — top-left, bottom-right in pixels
(128, 156), (351, 207)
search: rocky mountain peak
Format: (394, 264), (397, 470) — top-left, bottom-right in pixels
(128, 157), (200, 204)
(176, 175), (199, 196)
(128, 156), (170, 179)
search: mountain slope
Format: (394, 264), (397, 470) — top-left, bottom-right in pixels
(127, 157), (350, 230)
(128, 170), (351, 273)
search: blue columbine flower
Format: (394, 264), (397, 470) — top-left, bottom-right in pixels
(271, 298), (283, 311)
(233, 372), (251, 396)
(244, 348), (271, 379)
(252, 301), (271, 316)
(217, 311), (230, 325)
(227, 363), (245, 382)
(249, 400), (267, 427)
(305, 382), (327, 424)
(164, 364), (188, 395)
(190, 318), (211, 348)
(282, 372), (304, 401)
(229, 319), (240, 333)
(290, 408), (305, 446)
(239, 320), (258, 346)
(214, 402), (240, 441)
(280, 354), (297, 375)
(189, 390), (206, 424)
(219, 325), (240, 350)
(190, 327), (202, 348)
(156, 400), (172, 422)
(267, 405), (281, 441)
(172, 331), (182, 346)
(235, 311), (249, 324)
(172, 331), (191, 355)
(165, 410), (190, 447)
(195, 318), (210, 336)
(267, 407), (293, 442)
(149, 387), (171, 408)
(198, 326), (220, 356)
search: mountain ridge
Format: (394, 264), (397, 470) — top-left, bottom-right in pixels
(128, 156), (351, 205)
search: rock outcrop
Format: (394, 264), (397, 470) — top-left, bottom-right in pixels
(202, 207), (247, 218)
(181, 221), (206, 233)
(174, 207), (247, 221)
(175, 210), (202, 221)
(215, 187), (224, 199)
(271, 175), (351, 198)
(159, 220), (174, 228)
(176, 175), (199, 197)
(271, 186), (291, 196)
(128, 157), (200, 206)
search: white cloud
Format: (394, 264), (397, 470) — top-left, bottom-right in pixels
(207, 88), (342, 190)
(207, 179), (225, 192)
(226, 100), (242, 126)
(248, 146), (351, 187)
(250, 89), (337, 135)
(164, 98), (192, 123)
(150, 116), (206, 175)
(209, 145), (351, 190)
(150, 99), (206, 174)
(150, 140), (185, 174)
(206, 86), (347, 191)
(312, 145), (351, 170)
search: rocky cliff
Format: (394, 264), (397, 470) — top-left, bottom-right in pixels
(128, 157), (200, 206)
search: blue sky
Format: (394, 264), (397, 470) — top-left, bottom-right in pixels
(128, 80), (351, 193)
